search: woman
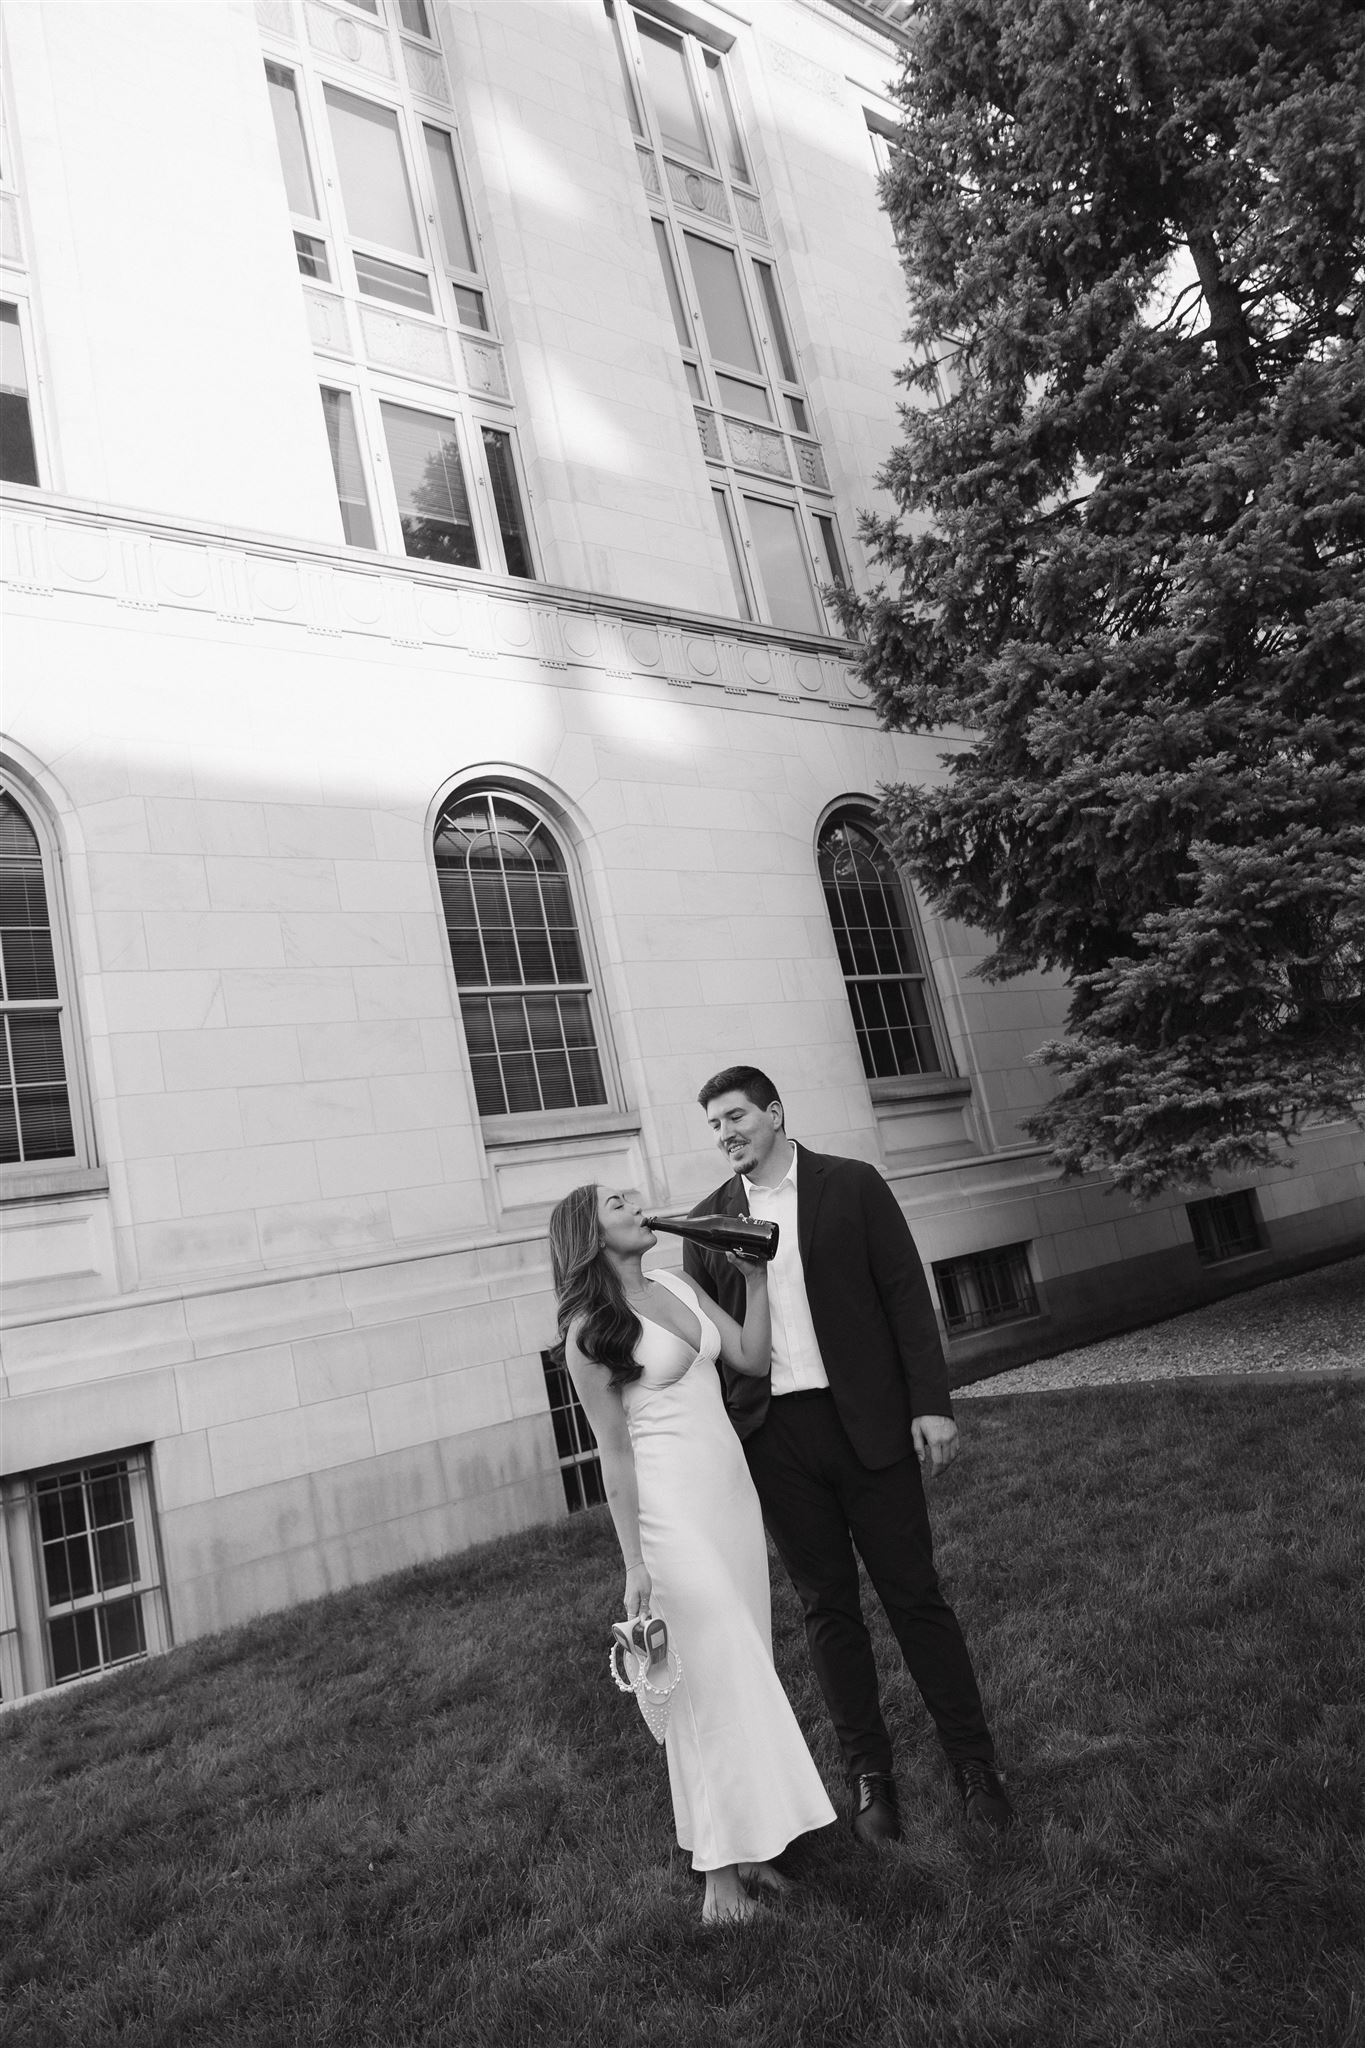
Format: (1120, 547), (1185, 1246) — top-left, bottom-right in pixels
(549, 1183), (835, 1924)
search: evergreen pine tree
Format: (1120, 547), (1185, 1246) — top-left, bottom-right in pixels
(854, 0), (1365, 1196)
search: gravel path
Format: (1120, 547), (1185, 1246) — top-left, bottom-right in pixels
(956, 1251), (1365, 1396)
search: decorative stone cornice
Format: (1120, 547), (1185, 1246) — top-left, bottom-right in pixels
(0, 486), (876, 718)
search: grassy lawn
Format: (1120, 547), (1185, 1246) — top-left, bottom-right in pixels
(3, 1377), (1363, 2048)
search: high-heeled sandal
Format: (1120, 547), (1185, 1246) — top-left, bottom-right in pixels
(609, 1611), (682, 1744)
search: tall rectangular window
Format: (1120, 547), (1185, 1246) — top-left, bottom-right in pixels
(635, 15), (711, 163)
(652, 221), (703, 398)
(815, 514), (849, 590)
(752, 260), (796, 381)
(481, 427), (535, 578)
(605, 0), (645, 137)
(0, 1449), (170, 1700)
(381, 402), (479, 567)
(818, 809), (947, 1081)
(320, 388), (376, 549)
(743, 496), (821, 632)
(259, 7), (539, 580)
(0, 305), (39, 487)
(32, 1453), (168, 1686)
(712, 488), (752, 619)
(264, 62), (331, 283)
(266, 62), (318, 217)
(0, 788), (74, 1163)
(702, 50), (750, 182)
(684, 233), (762, 374)
(423, 125), (477, 274)
(614, 7), (841, 632)
(434, 791), (609, 1118)
(324, 86), (431, 310)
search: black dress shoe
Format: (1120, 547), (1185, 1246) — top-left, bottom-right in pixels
(952, 1758), (1014, 1830)
(851, 1772), (902, 1846)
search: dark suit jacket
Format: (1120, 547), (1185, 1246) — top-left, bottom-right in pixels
(681, 1145), (952, 1471)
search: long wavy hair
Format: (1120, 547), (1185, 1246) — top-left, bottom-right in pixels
(548, 1182), (643, 1387)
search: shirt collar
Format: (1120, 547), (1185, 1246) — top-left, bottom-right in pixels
(742, 1139), (798, 1200)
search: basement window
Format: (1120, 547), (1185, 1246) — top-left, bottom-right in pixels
(933, 1244), (1038, 1335)
(1187, 1191), (1263, 1264)
(540, 1351), (606, 1513)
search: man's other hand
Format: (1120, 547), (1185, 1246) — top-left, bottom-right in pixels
(912, 1413), (960, 1479)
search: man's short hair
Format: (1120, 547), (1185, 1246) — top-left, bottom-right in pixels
(697, 1065), (783, 1119)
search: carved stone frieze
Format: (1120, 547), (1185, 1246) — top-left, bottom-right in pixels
(304, 1), (393, 77)
(116, 533), (158, 611)
(304, 288), (352, 358)
(460, 337), (510, 401)
(695, 409), (723, 461)
(665, 160), (729, 224)
(734, 193), (769, 242)
(210, 549), (253, 625)
(1, 506), (866, 713)
(361, 307), (453, 382)
(724, 417), (791, 479)
(403, 43), (451, 103)
(5, 517), (53, 595)
(793, 438), (831, 492)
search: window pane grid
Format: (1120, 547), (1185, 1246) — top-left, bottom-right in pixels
(540, 1350), (606, 1513)
(933, 1246), (1038, 1334)
(34, 1458), (157, 1685)
(0, 791), (74, 1165)
(1188, 1192), (1262, 1263)
(818, 812), (944, 1083)
(436, 794), (609, 1119)
(613, 12), (838, 631)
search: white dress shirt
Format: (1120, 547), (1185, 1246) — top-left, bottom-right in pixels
(742, 1143), (829, 1394)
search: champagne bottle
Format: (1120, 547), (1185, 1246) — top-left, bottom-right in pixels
(643, 1211), (779, 1262)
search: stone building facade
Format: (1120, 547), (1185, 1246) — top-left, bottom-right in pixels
(1, 0), (1359, 1702)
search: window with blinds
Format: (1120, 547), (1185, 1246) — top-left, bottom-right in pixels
(433, 792), (610, 1118)
(381, 402), (479, 568)
(320, 388), (375, 548)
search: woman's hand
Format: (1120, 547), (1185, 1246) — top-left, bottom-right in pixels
(624, 1561), (652, 1619)
(725, 1250), (768, 1278)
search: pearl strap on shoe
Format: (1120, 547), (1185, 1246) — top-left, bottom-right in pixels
(609, 1619), (683, 1745)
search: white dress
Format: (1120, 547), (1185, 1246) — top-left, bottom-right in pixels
(621, 1266), (837, 1871)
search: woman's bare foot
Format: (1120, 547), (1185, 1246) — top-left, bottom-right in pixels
(702, 1866), (760, 1923)
(738, 1861), (796, 1896)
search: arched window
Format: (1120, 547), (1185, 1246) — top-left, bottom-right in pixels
(0, 784), (77, 1167)
(433, 790), (609, 1118)
(817, 808), (945, 1081)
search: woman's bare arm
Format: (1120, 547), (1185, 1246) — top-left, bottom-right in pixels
(566, 1327), (651, 1616)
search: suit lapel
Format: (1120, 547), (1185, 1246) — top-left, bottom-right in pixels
(796, 1145), (827, 1270)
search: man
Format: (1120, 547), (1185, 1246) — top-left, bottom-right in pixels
(681, 1064), (1012, 1844)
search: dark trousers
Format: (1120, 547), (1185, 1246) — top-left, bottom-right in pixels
(745, 1390), (994, 1777)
